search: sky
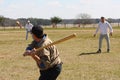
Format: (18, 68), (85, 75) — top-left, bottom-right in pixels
(0, 0), (120, 19)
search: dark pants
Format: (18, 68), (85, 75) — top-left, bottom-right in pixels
(39, 64), (62, 80)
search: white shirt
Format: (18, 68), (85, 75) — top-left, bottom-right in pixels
(25, 23), (33, 32)
(95, 21), (113, 35)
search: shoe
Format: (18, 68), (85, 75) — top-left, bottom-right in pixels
(107, 49), (110, 53)
(96, 49), (101, 53)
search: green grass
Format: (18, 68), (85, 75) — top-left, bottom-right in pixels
(0, 28), (120, 80)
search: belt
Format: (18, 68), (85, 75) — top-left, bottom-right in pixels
(50, 62), (63, 69)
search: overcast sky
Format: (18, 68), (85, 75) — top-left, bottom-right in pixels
(0, 0), (120, 19)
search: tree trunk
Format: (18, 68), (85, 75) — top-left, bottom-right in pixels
(118, 22), (119, 27)
(78, 23), (80, 27)
(52, 23), (57, 28)
(64, 24), (66, 28)
(52, 23), (55, 28)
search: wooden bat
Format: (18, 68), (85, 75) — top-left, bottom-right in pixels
(23, 33), (76, 56)
(36, 33), (76, 52)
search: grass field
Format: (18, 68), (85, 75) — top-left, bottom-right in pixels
(0, 27), (120, 80)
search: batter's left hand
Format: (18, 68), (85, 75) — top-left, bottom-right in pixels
(23, 48), (36, 56)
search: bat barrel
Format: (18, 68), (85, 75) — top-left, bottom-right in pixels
(36, 33), (76, 52)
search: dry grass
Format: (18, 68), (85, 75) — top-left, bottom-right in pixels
(0, 28), (120, 80)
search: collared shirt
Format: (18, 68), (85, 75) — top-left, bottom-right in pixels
(25, 23), (33, 32)
(95, 21), (113, 35)
(26, 34), (61, 70)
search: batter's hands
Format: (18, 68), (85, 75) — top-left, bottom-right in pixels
(23, 48), (36, 56)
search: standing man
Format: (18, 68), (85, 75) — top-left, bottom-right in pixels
(25, 20), (33, 40)
(94, 17), (113, 53)
(23, 26), (62, 80)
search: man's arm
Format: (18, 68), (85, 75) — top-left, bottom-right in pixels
(24, 49), (41, 65)
(31, 23), (33, 27)
(31, 48), (41, 65)
(31, 54), (41, 65)
(25, 24), (27, 29)
(107, 22), (113, 36)
(94, 24), (100, 37)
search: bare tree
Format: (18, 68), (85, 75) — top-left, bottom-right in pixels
(76, 13), (91, 19)
(75, 13), (92, 28)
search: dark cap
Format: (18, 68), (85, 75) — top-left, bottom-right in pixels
(101, 16), (105, 19)
(31, 25), (43, 38)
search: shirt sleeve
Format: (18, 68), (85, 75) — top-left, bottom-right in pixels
(107, 22), (113, 33)
(26, 41), (36, 50)
(94, 23), (100, 34)
(25, 24), (27, 28)
(31, 23), (33, 27)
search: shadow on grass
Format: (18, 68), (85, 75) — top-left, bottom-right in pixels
(79, 51), (108, 56)
(79, 52), (100, 56)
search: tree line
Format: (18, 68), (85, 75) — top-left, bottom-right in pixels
(0, 14), (120, 28)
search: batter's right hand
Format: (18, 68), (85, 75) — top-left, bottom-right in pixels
(23, 50), (31, 56)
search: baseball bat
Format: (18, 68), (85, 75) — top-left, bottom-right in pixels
(36, 33), (76, 52)
(24, 33), (76, 56)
